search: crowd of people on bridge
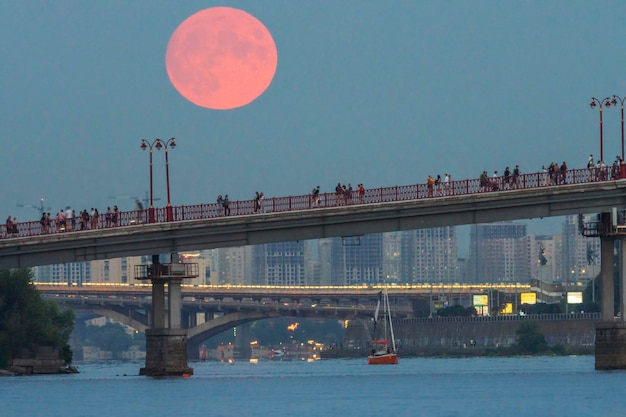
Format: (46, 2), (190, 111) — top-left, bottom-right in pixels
(35, 206), (123, 234)
(4, 153), (623, 239)
(309, 183), (366, 206)
(476, 165), (524, 191)
(585, 154), (623, 181)
(424, 173), (452, 197)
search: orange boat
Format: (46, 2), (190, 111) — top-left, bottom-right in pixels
(367, 287), (398, 365)
(367, 339), (398, 365)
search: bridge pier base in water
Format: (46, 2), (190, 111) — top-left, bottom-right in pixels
(595, 322), (626, 370)
(140, 328), (193, 376)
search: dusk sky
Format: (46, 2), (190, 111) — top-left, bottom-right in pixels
(2, 1), (626, 247)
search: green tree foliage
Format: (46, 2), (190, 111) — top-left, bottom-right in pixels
(514, 321), (548, 354)
(83, 322), (133, 358)
(436, 305), (477, 317)
(0, 269), (75, 367)
(519, 302), (561, 315)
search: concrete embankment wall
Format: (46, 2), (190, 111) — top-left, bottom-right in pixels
(345, 314), (598, 350)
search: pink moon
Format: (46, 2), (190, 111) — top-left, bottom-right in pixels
(165, 7), (278, 110)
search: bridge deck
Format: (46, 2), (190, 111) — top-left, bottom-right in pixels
(2, 169), (626, 269)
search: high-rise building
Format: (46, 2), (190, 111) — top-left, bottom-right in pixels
(251, 241), (305, 285)
(304, 241), (321, 286)
(383, 232), (402, 282)
(198, 249), (219, 285)
(399, 227), (458, 283)
(328, 234), (383, 285)
(218, 246), (250, 284)
(468, 222), (530, 283)
(561, 214), (600, 284)
(530, 234), (560, 283)
(318, 238), (334, 285)
(32, 261), (91, 285)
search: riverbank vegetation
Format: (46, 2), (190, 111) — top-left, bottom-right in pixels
(323, 320), (594, 359)
(0, 269), (74, 369)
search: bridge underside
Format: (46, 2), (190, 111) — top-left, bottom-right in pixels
(83, 306), (149, 333)
(186, 311), (282, 359)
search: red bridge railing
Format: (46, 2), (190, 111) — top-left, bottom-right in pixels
(0, 167), (619, 239)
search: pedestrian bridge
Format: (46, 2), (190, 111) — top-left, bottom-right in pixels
(1, 168), (626, 269)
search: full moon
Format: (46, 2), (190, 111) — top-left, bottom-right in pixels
(165, 7), (278, 110)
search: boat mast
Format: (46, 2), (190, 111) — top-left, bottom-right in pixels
(385, 287), (396, 352)
(383, 288), (388, 344)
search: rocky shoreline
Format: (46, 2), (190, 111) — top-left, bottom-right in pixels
(2, 347), (80, 376)
(0, 363), (79, 376)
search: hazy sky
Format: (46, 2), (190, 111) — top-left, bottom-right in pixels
(2, 1), (626, 242)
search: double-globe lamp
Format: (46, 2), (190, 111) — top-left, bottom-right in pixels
(140, 137), (176, 222)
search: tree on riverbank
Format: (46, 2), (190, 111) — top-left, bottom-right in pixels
(83, 322), (136, 359)
(436, 305), (477, 317)
(0, 269), (75, 368)
(513, 321), (548, 354)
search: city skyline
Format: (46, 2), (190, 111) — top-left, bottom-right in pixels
(2, 2), (625, 240)
(33, 216), (598, 286)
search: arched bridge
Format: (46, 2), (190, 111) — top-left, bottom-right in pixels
(45, 289), (407, 358)
(40, 281), (551, 355)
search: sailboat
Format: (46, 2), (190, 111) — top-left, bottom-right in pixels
(367, 287), (398, 365)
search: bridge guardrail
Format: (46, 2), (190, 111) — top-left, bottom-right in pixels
(2, 167), (619, 239)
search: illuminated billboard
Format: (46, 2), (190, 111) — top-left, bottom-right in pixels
(501, 303), (513, 314)
(567, 292), (583, 304)
(473, 294), (488, 307)
(520, 292), (537, 305)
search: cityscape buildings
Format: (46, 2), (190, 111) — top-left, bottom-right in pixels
(31, 216), (601, 286)
(400, 227), (458, 284)
(467, 222), (531, 283)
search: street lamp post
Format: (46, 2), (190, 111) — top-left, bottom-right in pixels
(611, 95), (626, 177)
(156, 138), (176, 221)
(590, 97), (612, 164)
(140, 139), (161, 223)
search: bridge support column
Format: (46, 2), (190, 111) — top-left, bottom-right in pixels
(234, 324), (252, 359)
(140, 255), (195, 377)
(621, 239), (626, 325)
(595, 236), (626, 370)
(151, 281), (165, 329)
(599, 237), (615, 321)
(168, 279), (182, 329)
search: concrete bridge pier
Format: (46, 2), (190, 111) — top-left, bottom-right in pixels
(595, 230), (626, 370)
(234, 323), (252, 359)
(139, 255), (196, 377)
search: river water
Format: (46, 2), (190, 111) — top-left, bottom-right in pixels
(1, 356), (625, 417)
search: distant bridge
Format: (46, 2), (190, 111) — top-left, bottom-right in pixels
(39, 280), (567, 358)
